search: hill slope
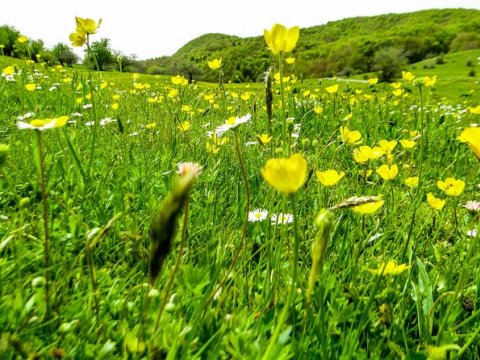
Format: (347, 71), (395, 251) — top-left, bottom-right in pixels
(140, 8), (480, 82)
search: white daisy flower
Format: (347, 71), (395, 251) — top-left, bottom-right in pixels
(248, 209), (268, 222)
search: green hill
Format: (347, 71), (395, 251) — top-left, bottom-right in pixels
(140, 8), (480, 82)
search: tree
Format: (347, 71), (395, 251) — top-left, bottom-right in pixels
(0, 25), (20, 56)
(29, 39), (45, 61)
(373, 47), (407, 82)
(85, 38), (115, 71)
(51, 43), (78, 66)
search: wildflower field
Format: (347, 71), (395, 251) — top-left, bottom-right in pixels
(1, 21), (480, 359)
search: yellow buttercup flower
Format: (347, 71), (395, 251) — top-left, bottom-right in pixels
(256, 134), (272, 145)
(468, 106), (480, 114)
(369, 260), (410, 276)
(437, 177), (465, 197)
(405, 176), (419, 188)
(400, 139), (416, 149)
(264, 23), (300, 55)
(261, 153), (307, 193)
(353, 146), (384, 164)
(325, 84), (339, 94)
(171, 75), (188, 86)
(367, 78), (378, 85)
(17, 35), (28, 43)
(423, 75), (436, 87)
(340, 126), (362, 145)
(285, 57), (296, 64)
(392, 89), (403, 97)
(207, 58), (222, 70)
(376, 164), (398, 181)
(401, 71), (415, 82)
(24, 83), (36, 91)
(69, 32), (87, 47)
(427, 193), (445, 210)
(178, 121), (191, 132)
(2, 66), (15, 76)
(313, 106), (323, 114)
(352, 199), (384, 214)
(316, 169), (345, 187)
(458, 127), (480, 160)
(378, 140), (397, 153)
(75, 17), (102, 35)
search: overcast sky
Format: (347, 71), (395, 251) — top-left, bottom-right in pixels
(1, 0), (479, 60)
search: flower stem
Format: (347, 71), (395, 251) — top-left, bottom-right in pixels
(278, 53), (288, 155)
(262, 194), (300, 358)
(37, 131), (51, 322)
(234, 130), (251, 300)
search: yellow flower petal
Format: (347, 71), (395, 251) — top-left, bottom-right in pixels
(459, 127), (480, 160)
(352, 199), (384, 214)
(261, 153), (307, 193)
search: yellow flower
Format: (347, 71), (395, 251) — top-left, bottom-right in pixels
(181, 105), (192, 113)
(17, 35), (28, 43)
(207, 58), (222, 70)
(316, 169), (345, 186)
(369, 260), (410, 276)
(352, 199), (384, 214)
(145, 122), (157, 129)
(405, 176), (419, 188)
(2, 66), (15, 75)
(437, 177), (465, 197)
(69, 31), (86, 47)
(340, 126), (362, 145)
(264, 23), (300, 55)
(427, 193), (445, 210)
(353, 146), (384, 164)
(468, 105), (480, 114)
(376, 164), (398, 180)
(241, 92), (252, 101)
(285, 57), (296, 64)
(401, 71), (415, 82)
(458, 127), (480, 160)
(178, 121), (191, 132)
(111, 103), (119, 110)
(400, 139), (416, 149)
(423, 75), (436, 87)
(325, 84), (339, 94)
(378, 140), (397, 153)
(171, 75), (188, 86)
(261, 153), (307, 193)
(367, 78), (378, 85)
(168, 88), (179, 98)
(313, 106), (323, 114)
(256, 133), (272, 145)
(392, 89), (403, 97)
(24, 83), (36, 91)
(206, 142), (220, 154)
(75, 16), (102, 35)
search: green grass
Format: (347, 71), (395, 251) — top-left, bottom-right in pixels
(406, 49), (480, 103)
(0, 50), (480, 359)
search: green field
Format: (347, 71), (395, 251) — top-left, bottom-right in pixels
(1, 40), (480, 359)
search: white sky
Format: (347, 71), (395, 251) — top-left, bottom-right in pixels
(1, 0), (479, 60)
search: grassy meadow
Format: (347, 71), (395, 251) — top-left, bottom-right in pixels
(1, 27), (480, 359)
